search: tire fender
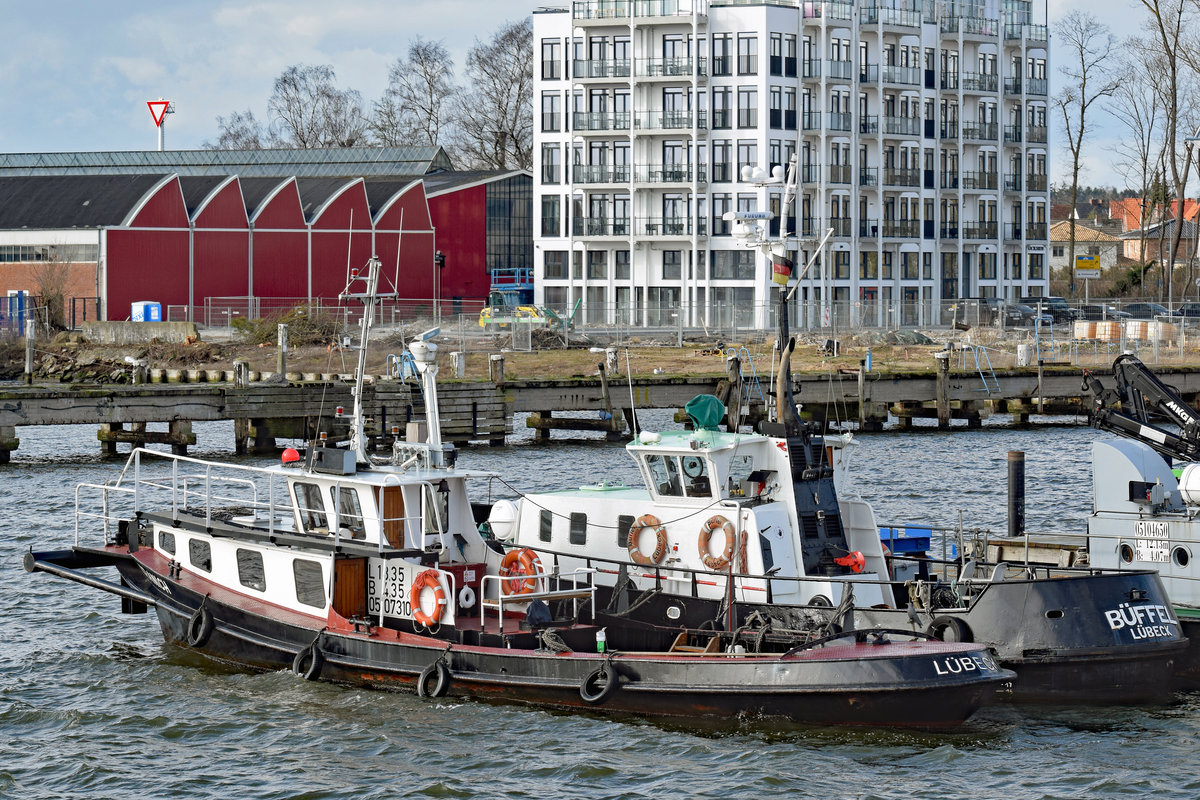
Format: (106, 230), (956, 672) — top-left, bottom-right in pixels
(579, 666), (618, 705)
(926, 615), (973, 643)
(186, 606), (214, 648)
(292, 645), (324, 681)
(417, 660), (451, 698)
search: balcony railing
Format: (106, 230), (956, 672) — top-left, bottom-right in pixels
(940, 224), (959, 239)
(572, 217), (632, 237)
(859, 221), (879, 238)
(802, 164), (820, 182)
(940, 122), (959, 139)
(829, 164), (851, 184)
(883, 168), (921, 187)
(572, 59), (631, 79)
(572, 1), (706, 20)
(1006, 23), (1048, 41)
(961, 221), (998, 239)
(1005, 223), (1023, 240)
(804, 59), (821, 78)
(1027, 174), (1047, 192)
(1004, 125), (1022, 143)
(1026, 222), (1048, 239)
(830, 217), (852, 237)
(572, 112), (631, 132)
(941, 172), (959, 189)
(805, 1), (853, 21)
(860, 64), (879, 83)
(962, 73), (999, 92)
(572, 164), (632, 184)
(1027, 125), (1047, 143)
(962, 171), (998, 190)
(1004, 77), (1022, 94)
(828, 112), (852, 131)
(802, 111), (822, 130)
(636, 57), (706, 78)
(859, 167), (878, 187)
(941, 73), (959, 90)
(882, 220), (920, 238)
(1004, 173), (1022, 192)
(884, 116), (921, 136)
(962, 122), (998, 141)
(860, 115), (879, 134)
(882, 65), (922, 86)
(635, 164), (706, 183)
(827, 60), (854, 80)
(633, 110), (707, 130)
(711, 109), (732, 129)
(1028, 78), (1048, 96)
(638, 216), (706, 237)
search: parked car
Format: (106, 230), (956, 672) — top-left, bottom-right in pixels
(1019, 296), (1078, 324)
(1010, 303), (1054, 327)
(1176, 302), (1200, 318)
(1078, 304), (1131, 321)
(1122, 302), (1178, 320)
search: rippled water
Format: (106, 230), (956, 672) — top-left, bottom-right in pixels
(3, 413), (1199, 799)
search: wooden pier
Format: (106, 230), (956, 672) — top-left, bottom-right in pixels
(5, 360), (1200, 460)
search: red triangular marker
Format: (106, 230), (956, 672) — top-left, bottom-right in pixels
(147, 100), (170, 127)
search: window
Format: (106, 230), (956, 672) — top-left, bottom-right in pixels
(646, 454), (683, 496)
(293, 559), (326, 608)
(737, 87), (758, 128)
(736, 140), (757, 175)
(541, 144), (560, 184)
(569, 512), (588, 546)
(542, 38), (561, 80)
(712, 34), (732, 76)
(712, 87), (732, 129)
(712, 250), (755, 279)
(588, 250), (608, 279)
(541, 195), (561, 238)
(539, 509), (553, 542)
(681, 456), (711, 497)
(541, 92), (561, 132)
(158, 531), (175, 555)
(333, 487), (365, 538)
(663, 250), (682, 280)
(294, 483), (327, 532)
(770, 32), (783, 76)
(189, 539), (212, 573)
(615, 250), (631, 280)
(544, 250), (567, 279)
(236, 548), (266, 592)
(1052, 245), (1064, 258)
(617, 514), (634, 548)
(737, 34), (758, 74)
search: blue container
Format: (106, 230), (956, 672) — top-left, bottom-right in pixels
(131, 301), (162, 322)
(878, 526), (932, 554)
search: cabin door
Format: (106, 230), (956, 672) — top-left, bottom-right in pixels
(751, 505), (804, 604)
(333, 557), (367, 618)
(377, 486), (405, 548)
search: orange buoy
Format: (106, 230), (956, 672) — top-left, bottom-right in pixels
(499, 548), (543, 596)
(698, 515), (736, 570)
(410, 569), (448, 626)
(628, 514), (668, 565)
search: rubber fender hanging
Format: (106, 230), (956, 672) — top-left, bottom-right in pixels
(926, 615), (973, 643)
(292, 644), (324, 681)
(579, 666), (618, 705)
(417, 660), (451, 698)
(186, 606), (214, 647)
(458, 585), (477, 610)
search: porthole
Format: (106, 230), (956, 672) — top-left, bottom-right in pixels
(1045, 609), (1064, 620)
(1119, 543), (1134, 564)
(1173, 547), (1190, 568)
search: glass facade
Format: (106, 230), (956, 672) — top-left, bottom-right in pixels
(486, 174), (533, 273)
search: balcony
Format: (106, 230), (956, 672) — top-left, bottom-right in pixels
(572, 0), (631, 21)
(572, 59), (631, 80)
(941, 73), (959, 90)
(961, 221), (999, 239)
(1005, 223), (1023, 240)
(883, 168), (921, 187)
(962, 17), (998, 36)
(1006, 23), (1049, 41)
(940, 172), (959, 189)
(860, 64), (879, 83)
(805, 1), (853, 21)
(877, 7), (921, 27)
(572, 217), (632, 237)
(940, 122), (959, 140)
(1004, 77), (1022, 94)
(962, 122), (998, 141)
(637, 57), (706, 78)
(962, 73), (999, 92)
(1028, 78), (1048, 96)
(859, 167), (878, 187)
(638, 216), (705, 237)
(802, 111), (822, 130)
(860, 115), (879, 134)
(803, 59), (821, 78)
(828, 112), (852, 132)
(572, 164), (632, 184)
(882, 65), (921, 86)
(1027, 125), (1048, 143)
(827, 60), (854, 80)
(572, 112), (631, 132)
(859, 220), (879, 238)
(1004, 173), (1022, 191)
(1027, 174), (1047, 192)
(962, 171), (998, 190)
(830, 217), (852, 237)
(633, 110), (707, 131)
(940, 224), (959, 239)
(802, 164), (820, 182)
(829, 164), (851, 184)
(882, 220), (920, 238)
(635, 163), (706, 183)
(572, 0), (705, 21)
(884, 116), (921, 136)
(1003, 125), (1022, 144)
(1026, 222), (1048, 239)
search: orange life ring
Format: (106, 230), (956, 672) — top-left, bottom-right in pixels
(628, 514), (668, 565)
(500, 547), (543, 596)
(410, 569), (447, 627)
(698, 515), (736, 570)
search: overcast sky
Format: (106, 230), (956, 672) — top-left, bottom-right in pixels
(0, 0), (1154, 191)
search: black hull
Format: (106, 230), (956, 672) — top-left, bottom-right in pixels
(1177, 616), (1200, 691)
(29, 548), (1013, 729)
(589, 569), (1187, 703)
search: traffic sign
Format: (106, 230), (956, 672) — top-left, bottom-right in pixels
(147, 100), (171, 127)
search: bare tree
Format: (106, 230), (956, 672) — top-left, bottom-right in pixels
(448, 18), (533, 170)
(205, 109), (267, 150)
(32, 247), (71, 330)
(1054, 10), (1120, 296)
(269, 64), (368, 148)
(370, 38), (457, 147)
(1110, 40), (1166, 294)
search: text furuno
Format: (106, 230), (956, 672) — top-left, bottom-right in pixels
(1104, 602), (1178, 640)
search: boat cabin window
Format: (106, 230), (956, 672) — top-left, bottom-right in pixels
(293, 559), (326, 608)
(158, 531), (176, 555)
(189, 539), (212, 573)
(681, 455), (712, 497)
(294, 483), (328, 532)
(646, 454), (683, 496)
(569, 512), (588, 545)
(236, 548), (266, 592)
(726, 455), (754, 497)
(617, 514), (634, 547)
(332, 486), (366, 539)
(539, 509), (553, 542)
(425, 480), (450, 535)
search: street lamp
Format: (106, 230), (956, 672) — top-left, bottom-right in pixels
(434, 250), (445, 324)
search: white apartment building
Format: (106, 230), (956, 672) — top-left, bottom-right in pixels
(533, 0), (1050, 329)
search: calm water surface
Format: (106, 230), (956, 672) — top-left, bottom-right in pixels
(2, 412), (1198, 800)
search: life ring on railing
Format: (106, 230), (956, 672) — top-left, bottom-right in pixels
(834, 550), (866, 574)
(698, 515), (736, 571)
(500, 548), (543, 596)
(628, 514), (668, 565)
(410, 569), (448, 627)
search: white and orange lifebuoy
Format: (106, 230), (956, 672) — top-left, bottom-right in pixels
(410, 569), (447, 627)
(698, 515), (736, 571)
(628, 514), (668, 565)
(500, 547), (543, 596)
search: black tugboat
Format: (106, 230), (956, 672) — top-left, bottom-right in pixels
(485, 159), (1185, 704)
(23, 254), (1012, 728)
